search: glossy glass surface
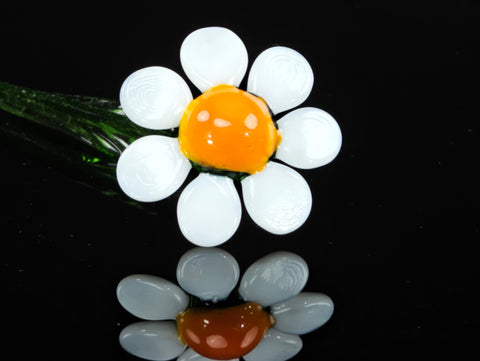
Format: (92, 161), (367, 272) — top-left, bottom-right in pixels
(117, 274), (189, 321)
(178, 84), (281, 174)
(120, 66), (193, 130)
(241, 162), (312, 235)
(243, 328), (302, 361)
(276, 107), (342, 169)
(176, 247), (240, 302)
(119, 321), (186, 361)
(180, 27), (248, 93)
(270, 292), (334, 335)
(238, 251), (309, 306)
(247, 46), (313, 115)
(178, 347), (240, 361)
(176, 302), (275, 360)
(116, 135), (191, 202)
(176, 173), (242, 247)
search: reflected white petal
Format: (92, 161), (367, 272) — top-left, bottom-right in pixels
(271, 292), (334, 335)
(276, 107), (342, 169)
(243, 328), (302, 361)
(177, 173), (242, 246)
(116, 135), (191, 202)
(176, 247), (240, 302)
(117, 274), (189, 320)
(238, 251), (309, 306)
(247, 46), (313, 114)
(241, 162), (312, 234)
(178, 347), (240, 361)
(120, 66), (193, 129)
(180, 27), (248, 92)
(119, 321), (186, 361)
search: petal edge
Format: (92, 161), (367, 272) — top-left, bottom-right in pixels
(119, 321), (186, 361)
(116, 135), (191, 202)
(176, 247), (240, 302)
(117, 274), (190, 320)
(180, 27), (248, 92)
(241, 162), (312, 235)
(120, 66), (192, 130)
(177, 173), (242, 246)
(247, 46), (313, 114)
(238, 251), (309, 306)
(276, 107), (342, 169)
(271, 292), (334, 334)
(243, 328), (303, 361)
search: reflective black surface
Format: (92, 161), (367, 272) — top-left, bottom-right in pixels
(1, 2), (478, 360)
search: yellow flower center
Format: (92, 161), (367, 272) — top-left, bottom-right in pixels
(178, 84), (281, 174)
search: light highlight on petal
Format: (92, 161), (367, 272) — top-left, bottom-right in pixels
(120, 66), (192, 129)
(119, 321), (186, 361)
(176, 247), (240, 302)
(181, 27), (248, 92)
(177, 345), (240, 361)
(116, 135), (191, 202)
(117, 274), (190, 320)
(177, 173), (242, 246)
(243, 328), (303, 361)
(238, 251), (309, 306)
(270, 292), (334, 335)
(247, 46), (313, 114)
(276, 107), (342, 169)
(241, 162), (312, 234)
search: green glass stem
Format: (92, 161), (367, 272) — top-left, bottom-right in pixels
(0, 81), (176, 212)
(0, 81), (251, 212)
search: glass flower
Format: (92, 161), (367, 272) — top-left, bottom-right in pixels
(116, 27), (342, 247)
(117, 247), (334, 361)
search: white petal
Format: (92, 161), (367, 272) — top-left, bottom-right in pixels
(276, 107), (342, 169)
(119, 321), (186, 361)
(176, 247), (239, 302)
(117, 274), (189, 320)
(270, 292), (334, 335)
(116, 135), (191, 202)
(243, 328), (302, 361)
(120, 66), (193, 129)
(241, 162), (312, 235)
(247, 46), (313, 115)
(238, 251), (309, 306)
(177, 173), (242, 246)
(180, 27), (248, 92)
(178, 347), (239, 361)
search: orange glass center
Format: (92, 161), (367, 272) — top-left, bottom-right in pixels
(176, 302), (275, 360)
(178, 84), (281, 174)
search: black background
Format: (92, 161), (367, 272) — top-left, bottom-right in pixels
(0, 1), (478, 360)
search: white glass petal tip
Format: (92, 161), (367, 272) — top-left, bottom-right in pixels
(241, 162), (312, 235)
(181, 27), (248, 92)
(176, 247), (240, 302)
(116, 135), (191, 202)
(178, 347), (240, 361)
(119, 321), (186, 361)
(276, 107), (342, 169)
(271, 292), (334, 334)
(177, 173), (241, 246)
(120, 66), (193, 130)
(247, 46), (313, 114)
(117, 274), (189, 320)
(243, 328), (302, 361)
(239, 251), (309, 306)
